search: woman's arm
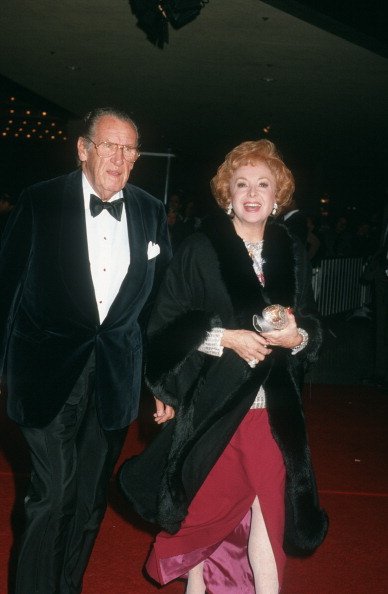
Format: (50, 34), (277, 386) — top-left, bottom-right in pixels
(262, 240), (321, 359)
(145, 236), (218, 410)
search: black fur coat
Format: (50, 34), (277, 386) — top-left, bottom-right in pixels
(119, 212), (328, 556)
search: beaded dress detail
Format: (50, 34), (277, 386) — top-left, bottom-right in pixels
(244, 239), (267, 408)
(243, 240), (265, 286)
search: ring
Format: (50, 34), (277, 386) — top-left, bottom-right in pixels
(248, 358), (259, 368)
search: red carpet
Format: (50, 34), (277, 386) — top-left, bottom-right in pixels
(1, 385), (387, 593)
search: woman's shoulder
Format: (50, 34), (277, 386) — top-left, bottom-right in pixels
(173, 227), (214, 257)
(167, 228), (222, 280)
(266, 220), (305, 254)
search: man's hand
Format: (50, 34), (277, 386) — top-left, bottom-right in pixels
(153, 397), (175, 424)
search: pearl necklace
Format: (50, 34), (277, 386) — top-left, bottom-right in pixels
(244, 240), (265, 286)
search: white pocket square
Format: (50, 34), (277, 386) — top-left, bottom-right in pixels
(147, 241), (160, 260)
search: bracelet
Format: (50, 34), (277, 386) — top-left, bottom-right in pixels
(291, 328), (309, 354)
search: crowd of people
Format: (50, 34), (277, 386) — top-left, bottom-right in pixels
(165, 190), (202, 252)
(272, 198), (381, 266)
(164, 188), (382, 269)
(305, 211), (381, 263)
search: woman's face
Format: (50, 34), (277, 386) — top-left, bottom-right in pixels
(229, 162), (277, 237)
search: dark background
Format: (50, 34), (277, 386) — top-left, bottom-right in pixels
(1, 1), (388, 223)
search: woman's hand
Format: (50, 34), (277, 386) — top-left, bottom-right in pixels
(260, 310), (302, 349)
(221, 329), (272, 365)
(153, 398), (175, 424)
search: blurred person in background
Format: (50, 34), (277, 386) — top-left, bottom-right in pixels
(281, 196), (308, 246)
(0, 191), (15, 240)
(361, 197), (388, 391)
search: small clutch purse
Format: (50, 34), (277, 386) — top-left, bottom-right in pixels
(253, 304), (289, 332)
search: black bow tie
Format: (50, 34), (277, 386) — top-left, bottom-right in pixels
(90, 194), (124, 221)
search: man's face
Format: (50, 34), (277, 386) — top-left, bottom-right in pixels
(77, 115), (138, 201)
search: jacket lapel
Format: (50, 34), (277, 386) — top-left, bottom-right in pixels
(101, 184), (148, 325)
(59, 170), (99, 323)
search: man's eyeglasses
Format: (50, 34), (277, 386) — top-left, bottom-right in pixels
(85, 137), (140, 162)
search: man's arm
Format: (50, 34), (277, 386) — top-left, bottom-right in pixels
(0, 191), (33, 371)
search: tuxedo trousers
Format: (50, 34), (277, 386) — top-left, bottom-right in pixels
(15, 351), (128, 594)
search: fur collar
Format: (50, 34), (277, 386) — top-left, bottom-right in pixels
(200, 212), (297, 328)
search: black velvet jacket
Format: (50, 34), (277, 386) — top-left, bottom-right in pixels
(120, 212), (328, 556)
(0, 170), (171, 429)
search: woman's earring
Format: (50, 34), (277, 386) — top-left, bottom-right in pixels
(226, 202), (233, 216)
(271, 203), (278, 216)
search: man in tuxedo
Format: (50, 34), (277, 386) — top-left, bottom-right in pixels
(0, 107), (173, 593)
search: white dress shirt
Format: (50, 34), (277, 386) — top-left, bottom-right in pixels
(82, 174), (130, 323)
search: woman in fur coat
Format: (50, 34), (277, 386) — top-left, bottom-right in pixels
(119, 139), (328, 593)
